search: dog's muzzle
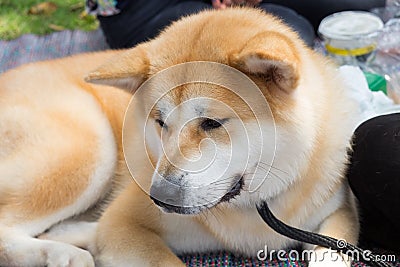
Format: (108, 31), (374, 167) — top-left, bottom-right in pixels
(150, 175), (245, 215)
(149, 179), (200, 215)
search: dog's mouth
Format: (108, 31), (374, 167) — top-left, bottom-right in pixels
(150, 176), (244, 215)
(219, 176), (244, 203)
(150, 197), (203, 215)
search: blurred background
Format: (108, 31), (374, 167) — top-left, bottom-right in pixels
(0, 0), (98, 40)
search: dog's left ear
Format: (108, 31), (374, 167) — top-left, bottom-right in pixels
(230, 31), (300, 94)
(85, 45), (149, 92)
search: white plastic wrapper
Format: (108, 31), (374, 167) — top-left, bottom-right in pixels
(339, 65), (400, 130)
(378, 18), (400, 54)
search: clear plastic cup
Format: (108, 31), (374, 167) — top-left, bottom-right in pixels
(318, 11), (384, 66)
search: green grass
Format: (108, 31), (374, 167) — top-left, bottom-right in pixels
(0, 0), (99, 40)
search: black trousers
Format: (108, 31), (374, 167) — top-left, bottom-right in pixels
(348, 113), (400, 253)
(97, 0), (385, 49)
(264, 0), (385, 32)
(98, 1), (315, 48)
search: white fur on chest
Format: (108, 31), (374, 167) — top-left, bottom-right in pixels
(161, 182), (346, 257)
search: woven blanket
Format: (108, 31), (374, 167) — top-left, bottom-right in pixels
(179, 252), (400, 267)
(180, 252), (307, 267)
(0, 30), (399, 267)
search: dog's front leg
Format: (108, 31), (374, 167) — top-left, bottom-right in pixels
(95, 182), (185, 267)
(308, 195), (359, 267)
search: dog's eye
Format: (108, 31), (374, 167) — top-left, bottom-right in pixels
(201, 118), (223, 131)
(155, 119), (166, 128)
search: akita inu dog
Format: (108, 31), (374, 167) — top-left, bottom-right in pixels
(0, 7), (358, 267)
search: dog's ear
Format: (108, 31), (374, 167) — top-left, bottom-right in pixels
(85, 45), (149, 92)
(230, 32), (300, 94)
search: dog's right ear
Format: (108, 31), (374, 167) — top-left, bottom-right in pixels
(85, 45), (149, 92)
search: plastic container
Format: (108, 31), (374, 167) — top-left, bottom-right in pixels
(369, 19), (400, 104)
(318, 11), (384, 65)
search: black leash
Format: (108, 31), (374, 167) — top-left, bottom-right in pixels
(256, 201), (393, 267)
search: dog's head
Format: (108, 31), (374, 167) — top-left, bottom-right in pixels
(86, 8), (311, 215)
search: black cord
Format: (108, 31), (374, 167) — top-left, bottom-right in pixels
(256, 201), (393, 267)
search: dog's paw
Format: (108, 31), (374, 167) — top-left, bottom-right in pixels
(308, 248), (351, 267)
(45, 243), (94, 267)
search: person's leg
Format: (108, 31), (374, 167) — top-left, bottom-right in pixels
(98, 1), (315, 49)
(97, 0), (173, 49)
(138, 1), (212, 47)
(262, 0), (386, 32)
(258, 3), (315, 47)
(97, 0), (211, 49)
(347, 113), (400, 252)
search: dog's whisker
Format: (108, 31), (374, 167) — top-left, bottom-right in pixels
(209, 176), (236, 185)
(258, 162), (290, 175)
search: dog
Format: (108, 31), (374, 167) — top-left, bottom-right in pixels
(0, 7), (359, 267)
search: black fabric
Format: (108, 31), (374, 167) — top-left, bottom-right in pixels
(97, 0), (315, 48)
(98, 0), (180, 48)
(262, 0), (386, 32)
(348, 113), (400, 253)
(259, 3), (315, 47)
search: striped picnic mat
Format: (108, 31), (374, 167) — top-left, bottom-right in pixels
(0, 29), (108, 73)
